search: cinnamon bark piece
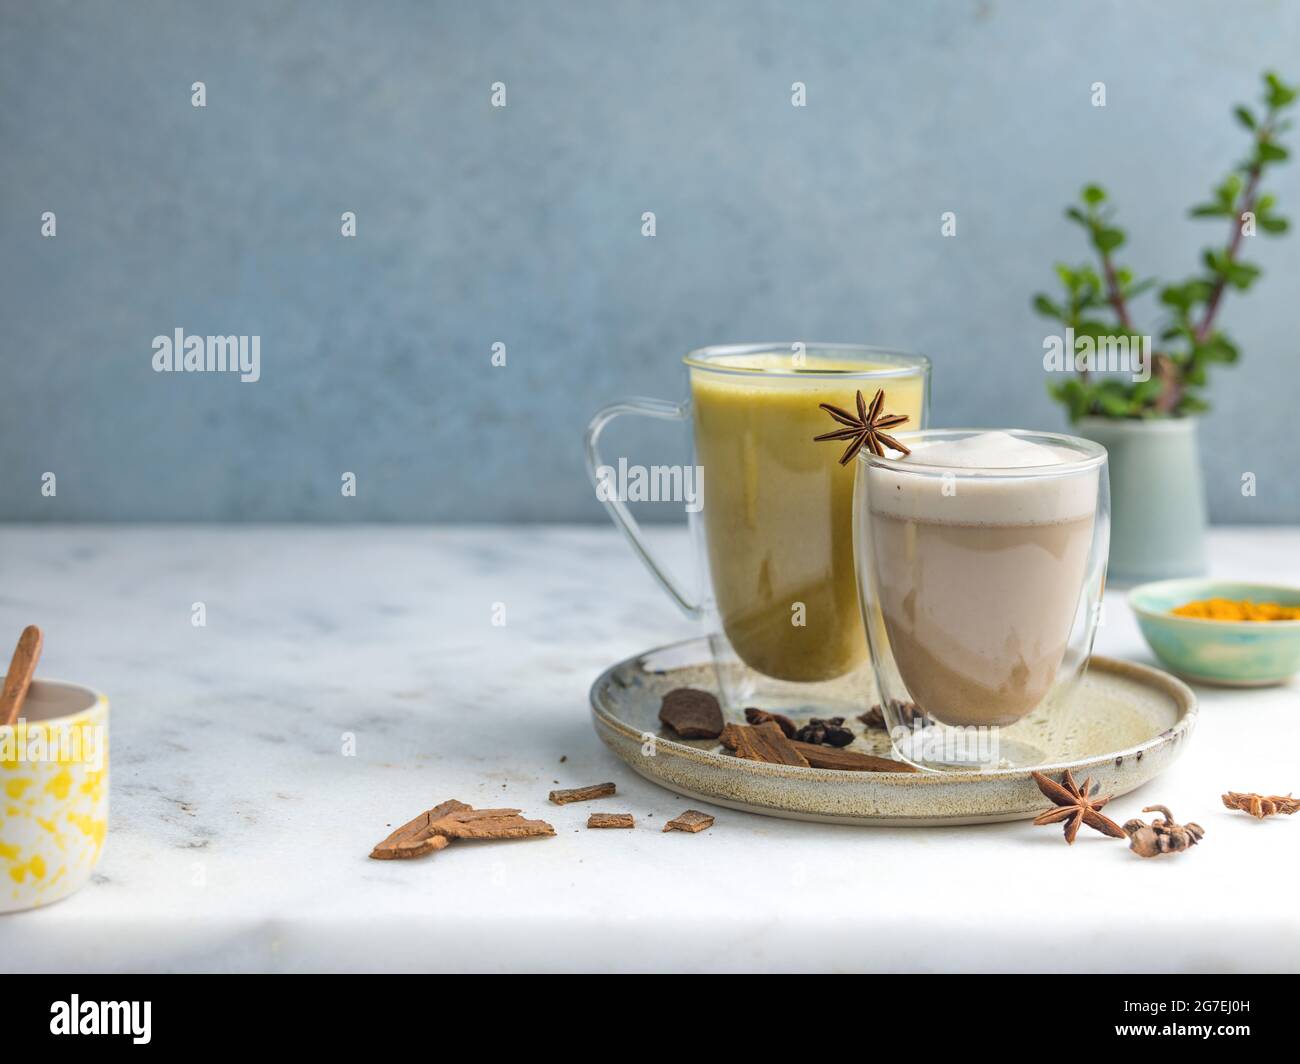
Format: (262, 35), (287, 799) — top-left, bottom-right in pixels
(548, 782), (616, 805)
(587, 813), (635, 829)
(428, 807), (556, 840)
(663, 809), (715, 833)
(790, 741), (918, 773)
(719, 722), (809, 767)
(659, 688), (724, 739)
(369, 799), (472, 860)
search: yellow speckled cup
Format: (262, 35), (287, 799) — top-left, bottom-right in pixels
(1, 680), (108, 913)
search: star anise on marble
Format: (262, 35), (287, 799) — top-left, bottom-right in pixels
(813, 388), (911, 464)
(1222, 791), (1300, 819)
(1031, 769), (1127, 844)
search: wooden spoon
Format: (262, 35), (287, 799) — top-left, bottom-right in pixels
(0, 625), (43, 727)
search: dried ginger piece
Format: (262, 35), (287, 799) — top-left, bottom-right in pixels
(1123, 805), (1204, 858)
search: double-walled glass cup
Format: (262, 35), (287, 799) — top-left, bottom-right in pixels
(586, 343), (930, 715)
(852, 429), (1110, 771)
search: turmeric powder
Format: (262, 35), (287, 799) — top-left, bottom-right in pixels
(1171, 597), (1300, 622)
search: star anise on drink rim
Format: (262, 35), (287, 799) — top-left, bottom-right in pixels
(1030, 768), (1127, 844)
(813, 388), (911, 464)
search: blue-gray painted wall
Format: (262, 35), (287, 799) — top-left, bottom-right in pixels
(2, 0), (1297, 522)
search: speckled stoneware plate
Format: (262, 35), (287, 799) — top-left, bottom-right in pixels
(589, 639), (1197, 826)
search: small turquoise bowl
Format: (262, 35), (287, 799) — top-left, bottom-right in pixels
(1129, 579), (1300, 687)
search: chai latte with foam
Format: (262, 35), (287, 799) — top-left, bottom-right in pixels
(865, 432), (1098, 726)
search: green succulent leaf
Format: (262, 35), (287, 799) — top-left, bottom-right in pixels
(1131, 377), (1164, 404)
(1094, 227), (1125, 253)
(1218, 174), (1244, 207)
(1226, 260), (1261, 288)
(1033, 294), (1062, 318)
(1097, 391), (1132, 416)
(1265, 71), (1297, 109)
(1074, 319), (1116, 338)
(1049, 378), (1092, 422)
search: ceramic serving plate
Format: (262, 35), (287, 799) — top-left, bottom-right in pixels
(589, 638), (1196, 826)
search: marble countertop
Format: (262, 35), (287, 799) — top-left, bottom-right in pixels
(1, 524), (1297, 973)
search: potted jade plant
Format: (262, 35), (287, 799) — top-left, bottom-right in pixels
(1033, 71), (1296, 584)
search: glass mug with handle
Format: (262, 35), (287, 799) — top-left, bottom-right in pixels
(852, 429), (1110, 770)
(586, 343), (930, 715)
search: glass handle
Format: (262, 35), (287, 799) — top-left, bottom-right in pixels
(584, 398), (702, 619)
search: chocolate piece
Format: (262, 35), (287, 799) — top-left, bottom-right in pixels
(663, 809), (715, 833)
(744, 707), (797, 738)
(659, 687), (724, 739)
(587, 813), (635, 829)
(548, 782), (617, 805)
(719, 722), (809, 767)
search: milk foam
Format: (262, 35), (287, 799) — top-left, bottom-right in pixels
(909, 431), (1077, 470)
(866, 432), (1098, 525)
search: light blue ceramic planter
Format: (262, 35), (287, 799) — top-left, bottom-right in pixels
(1076, 416), (1207, 587)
